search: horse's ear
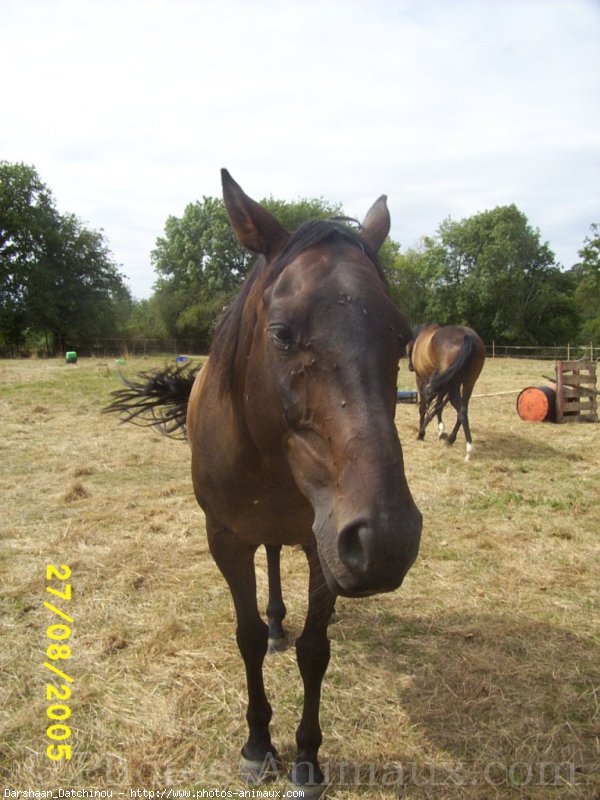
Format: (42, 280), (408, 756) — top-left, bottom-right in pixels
(221, 169), (288, 257)
(360, 195), (390, 253)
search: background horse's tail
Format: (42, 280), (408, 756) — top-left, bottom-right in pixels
(426, 334), (476, 402)
(103, 363), (200, 439)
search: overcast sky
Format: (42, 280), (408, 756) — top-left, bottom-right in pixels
(1, 0), (599, 298)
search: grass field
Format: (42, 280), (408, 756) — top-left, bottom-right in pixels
(1, 355), (599, 799)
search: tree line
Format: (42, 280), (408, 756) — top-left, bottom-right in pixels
(1, 161), (598, 356)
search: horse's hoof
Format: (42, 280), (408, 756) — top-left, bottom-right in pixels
(267, 636), (288, 654)
(438, 431), (448, 441)
(239, 753), (280, 784)
(288, 763), (328, 798)
(286, 782), (327, 799)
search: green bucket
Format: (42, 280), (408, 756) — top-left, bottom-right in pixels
(65, 351), (78, 364)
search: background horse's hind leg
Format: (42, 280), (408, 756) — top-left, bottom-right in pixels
(289, 546), (336, 795)
(446, 386), (476, 459)
(265, 545), (287, 653)
(422, 394), (448, 440)
(445, 386), (464, 447)
(207, 520), (278, 783)
(435, 399), (447, 440)
(444, 384), (476, 460)
(462, 408), (475, 460)
(460, 385), (476, 461)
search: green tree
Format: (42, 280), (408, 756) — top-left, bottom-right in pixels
(151, 194), (342, 350)
(125, 296), (169, 340)
(408, 205), (578, 345)
(0, 162), (57, 350)
(570, 223), (600, 342)
(386, 243), (431, 325)
(0, 161), (130, 354)
(31, 212), (131, 352)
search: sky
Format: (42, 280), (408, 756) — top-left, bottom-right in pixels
(1, 0), (599, 299)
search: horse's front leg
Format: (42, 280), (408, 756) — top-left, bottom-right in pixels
(290, 545), (337, 795)
(206, 519), (278, 783)
(265, 544), (287, 653)
(417, 389), (428, 440)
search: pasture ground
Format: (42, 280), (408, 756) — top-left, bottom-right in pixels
(1, 355), (599, 799)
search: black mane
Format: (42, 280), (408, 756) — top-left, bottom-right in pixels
(209, 219), (387, 395)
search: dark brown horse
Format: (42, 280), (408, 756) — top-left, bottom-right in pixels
(407, 323), (485, 461)
(107, 170), (422, 796)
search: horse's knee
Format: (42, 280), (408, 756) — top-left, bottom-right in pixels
(237, 619), (269, 661)
(296, 634), (330, 679)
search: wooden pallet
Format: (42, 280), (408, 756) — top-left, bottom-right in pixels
(554, 360), (598, 423)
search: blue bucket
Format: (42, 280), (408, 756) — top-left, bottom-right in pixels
(396, 390), (418, 404)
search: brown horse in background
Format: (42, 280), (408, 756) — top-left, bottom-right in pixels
(107, 170), (422, 796)
(407, 323), (485, 461)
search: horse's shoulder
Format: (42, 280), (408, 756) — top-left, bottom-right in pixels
(186, 359), (224, 443)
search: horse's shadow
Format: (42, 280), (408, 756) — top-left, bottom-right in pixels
(322, 607), (599, 795)
(465, 429), (570, 461)
(401, 420), (569, 463)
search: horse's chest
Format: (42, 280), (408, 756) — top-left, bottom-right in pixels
(193, 439), (314, 545)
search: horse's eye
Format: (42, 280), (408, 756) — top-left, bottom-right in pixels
(268, 323), (296, 350)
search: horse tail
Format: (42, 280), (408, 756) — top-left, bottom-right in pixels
(426, 334), (476, 401)
(103, 362), (201, 439)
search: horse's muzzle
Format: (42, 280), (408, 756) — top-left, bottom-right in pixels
(323, 510), (422, 597)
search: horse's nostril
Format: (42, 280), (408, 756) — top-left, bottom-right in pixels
(338, 522), (371, 574)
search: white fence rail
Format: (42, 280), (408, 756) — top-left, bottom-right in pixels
(89, 339), (599, 361)
(487, 343), (598, 361)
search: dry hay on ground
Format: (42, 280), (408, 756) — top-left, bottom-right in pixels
(1, 356), (599, 799)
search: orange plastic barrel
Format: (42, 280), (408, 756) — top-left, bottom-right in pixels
(516, 385), (556, 422)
